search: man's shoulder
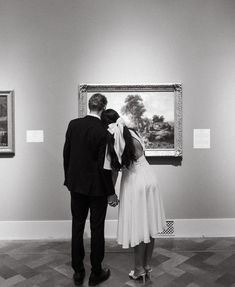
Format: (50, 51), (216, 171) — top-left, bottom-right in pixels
(68, 117), (84, 126)
(65, 118), (82, 132)
(68, 116), (105, 131)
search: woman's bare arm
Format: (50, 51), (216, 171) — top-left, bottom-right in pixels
(112, 170), (119, 186)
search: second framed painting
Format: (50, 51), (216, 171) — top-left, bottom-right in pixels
(0, 90), (15, 155)
(79, 84), (182, 157)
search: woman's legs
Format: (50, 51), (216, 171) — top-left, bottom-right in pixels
(130, 238), (155, 282)
(133, 242), (146, 274)
(144, 237), (155, 270)
(133, 238), (155, 271)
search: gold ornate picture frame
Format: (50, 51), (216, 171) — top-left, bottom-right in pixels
(79, 84), (182, 157)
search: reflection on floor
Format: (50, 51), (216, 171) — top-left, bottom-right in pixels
(0, 238), (235, 286)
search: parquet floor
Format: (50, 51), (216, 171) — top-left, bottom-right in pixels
(0, 238), (235, 286)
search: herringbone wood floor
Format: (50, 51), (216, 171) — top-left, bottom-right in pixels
(0, 238), (235, 286)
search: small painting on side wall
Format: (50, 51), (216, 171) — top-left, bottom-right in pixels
(79, 84), (182, 157)
(0, 91), (15, 155)
(0, 96), (8, 146)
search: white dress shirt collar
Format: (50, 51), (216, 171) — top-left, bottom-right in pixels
(87, 113), (101, 120)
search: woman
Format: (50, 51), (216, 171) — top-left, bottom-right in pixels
(101, 109), (167, 283)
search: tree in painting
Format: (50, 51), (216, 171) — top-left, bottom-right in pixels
(121, 94), (174, 149)
(121, 95), (146, 130)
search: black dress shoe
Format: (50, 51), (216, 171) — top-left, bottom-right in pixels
(73, 269), (85, 286)
(88, 268), (111, 286)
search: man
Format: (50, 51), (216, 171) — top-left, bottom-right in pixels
(63, 93), (118, 286)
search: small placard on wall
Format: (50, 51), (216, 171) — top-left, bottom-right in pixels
(26, 130), (44, 143)
(193, 129), (210, 149)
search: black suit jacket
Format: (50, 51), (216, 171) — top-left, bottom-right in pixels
(63, 115), (115, 196)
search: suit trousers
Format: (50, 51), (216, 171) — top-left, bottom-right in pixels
(70, 192), (108, 274)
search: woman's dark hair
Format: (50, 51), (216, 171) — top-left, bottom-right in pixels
(101, 109), (136, 170)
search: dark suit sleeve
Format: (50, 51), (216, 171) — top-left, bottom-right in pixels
(98, 132), (115, 196)
(63, 121), (72, 187)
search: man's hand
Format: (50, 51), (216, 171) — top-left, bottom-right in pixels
(108, 194), (119, 207)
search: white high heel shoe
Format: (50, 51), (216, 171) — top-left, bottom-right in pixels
(144, 265), (152, 279)
(129, 270), (146, 284)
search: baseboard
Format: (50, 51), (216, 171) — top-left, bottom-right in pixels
(0, 219), (235, 240)
(173, 218), (235, 238)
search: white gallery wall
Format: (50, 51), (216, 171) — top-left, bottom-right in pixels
(0, 0), (235, 238)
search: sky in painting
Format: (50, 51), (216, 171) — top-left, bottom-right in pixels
(87, 92), (174, 123)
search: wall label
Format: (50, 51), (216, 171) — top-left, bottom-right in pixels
(193, 129), (210, 149)
(26, 130), (44, 143)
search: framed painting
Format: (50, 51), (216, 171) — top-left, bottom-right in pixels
(0, 90), (15, 154)
(79, 84), (182, 157)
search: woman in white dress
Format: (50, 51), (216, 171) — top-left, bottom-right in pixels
(101, 109), (167, 283)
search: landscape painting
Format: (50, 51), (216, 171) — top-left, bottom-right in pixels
(0, 95), (8, 147)
(79, 84), (182, 157)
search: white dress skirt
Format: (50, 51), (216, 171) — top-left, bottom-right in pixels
(117, 154), (167, 249)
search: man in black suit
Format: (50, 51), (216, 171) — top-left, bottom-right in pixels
(63, 93), (118, 286)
